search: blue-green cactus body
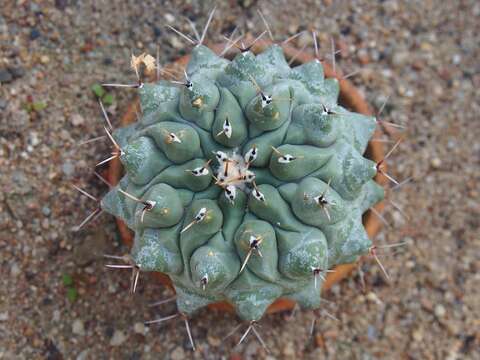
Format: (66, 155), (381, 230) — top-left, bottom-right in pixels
(101, 45), (384, 321)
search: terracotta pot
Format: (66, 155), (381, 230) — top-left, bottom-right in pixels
(107, 40), (387, 315)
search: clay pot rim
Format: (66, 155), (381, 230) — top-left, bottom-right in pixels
(106, 40), (386, 315)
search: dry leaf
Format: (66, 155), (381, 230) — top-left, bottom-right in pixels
(130, 54), (143, 73)
(142, 54), (156, 72)
(130, 53), (156, 77)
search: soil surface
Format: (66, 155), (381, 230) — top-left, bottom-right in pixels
(1, 1), (479, 359)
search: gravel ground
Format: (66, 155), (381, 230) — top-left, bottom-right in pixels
(1, 1), (479, 359)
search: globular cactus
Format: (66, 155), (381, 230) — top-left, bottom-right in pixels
(101, 42), (384, 323)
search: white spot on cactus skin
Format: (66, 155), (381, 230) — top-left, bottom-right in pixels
(248, 235), (259, 247)
(195, 208), (207, 222)
(278, 154), (296, 163)
(214, 151), (228, 163)
(184, 70), (193, 91)
(146, 200), (157, 208)
(314, 195), (334, 221)
(239, 234), (264, 273)
(248, 235), (263, 256)
(310, 264), (335, 288)
(244, 146), (258, 164)
(217, 118), (232, 139)
(309, 179), (336, 221)
(252, 188), (265, 202)
(225, 185), (236, 203)
(243, 170), (255, 183)
(260, 93), (272, 109)
(271, 146), (301, 164)
(181, 207), (208, 233)
(189, 166), (209, 176)
(139, 200), (157, 223)
(321, 103), (336, 115)
(201, 274), (208, 290)
(168, 133), (182, 143)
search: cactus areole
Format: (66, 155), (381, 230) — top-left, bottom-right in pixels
(101, 44), (384, 321)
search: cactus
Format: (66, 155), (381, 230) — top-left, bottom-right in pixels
(100, 41), (384, 323)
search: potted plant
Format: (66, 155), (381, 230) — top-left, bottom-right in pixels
(102, 40), (386, 313)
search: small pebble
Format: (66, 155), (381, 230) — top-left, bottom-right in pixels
(207, 335), (221, 347)
(0, 69), (13, 83)
(357, 48), (370, 65)
(170, 346), (185, 360)
(366, 292), (383, 305)
(282, 341), (295, 357)
(71, 114), (85, 127)
(53, 310), (61, 322)
(367, 325), (378, 341)
(288, 23), (299, 35)
(62, 161), (75, 178)
(29, 132), (40, 147)
(110, 330), (127, 346)
(452, 54), (461, 65)
(297, 31), (313, 48)
(42, 206), (51, 217)
(103, 57), (113, 66)
(72, 319), (85, 336)
(30, 28), (41, 40)
(391, 50), (409, 67)
(108, 283), (117, 293)
(133, 322), (146, 335)
(55, 0), (68, 10)
(164, 13), (175, 23)
(10, 263), (21, 277)
(169, 36), (183, 49)
(245, 342), (259, 357)
(412, 328), (423, 342)
(9, 67), (25, 79)
(76, 349), (89, 360)
(435, 304), (446, 318)
(152, 26), (162, 38)
(431, 157), (442, 169)
(40, 55), (50, 64)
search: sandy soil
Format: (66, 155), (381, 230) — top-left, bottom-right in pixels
(0, 1), (479, 359)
